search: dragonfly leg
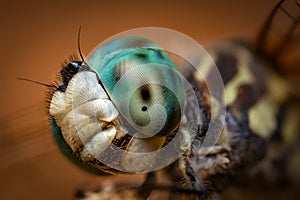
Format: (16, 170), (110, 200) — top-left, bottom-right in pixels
(138, 172), (156, 199)
(185, 165), (204, 192)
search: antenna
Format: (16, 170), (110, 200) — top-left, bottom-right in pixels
(78, 26), (85, 62)
(255, 0), (286, 53)
(17, 78), (57, 89)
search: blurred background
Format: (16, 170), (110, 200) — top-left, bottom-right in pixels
(0, 0), (296, 199)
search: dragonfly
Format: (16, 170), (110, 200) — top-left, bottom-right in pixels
(1, 0), (298, 200)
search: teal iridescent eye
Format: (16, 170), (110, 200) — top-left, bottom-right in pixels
(87, 37), (184, 137)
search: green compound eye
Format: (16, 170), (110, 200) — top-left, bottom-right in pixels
(87, 37), (184, 137)
(48, 35), (194, 175)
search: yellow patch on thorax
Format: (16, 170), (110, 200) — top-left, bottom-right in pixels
(281, 105), (300, 145)
(224, 50), (255, 105)
(249, 70), (290, 138)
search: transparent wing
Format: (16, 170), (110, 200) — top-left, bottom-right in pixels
(2, 1), (299, 200)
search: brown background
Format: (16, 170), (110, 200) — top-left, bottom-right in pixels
(0, 0), (281, 199)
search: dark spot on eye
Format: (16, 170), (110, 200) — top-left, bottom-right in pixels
(156, 50), (164, 59)
(136, 53), (148, 59)
(146, 48), (164, 59)
(141, 106), (147, 111)
(141, 85), (151, 101)
(115, 76), (120, 81)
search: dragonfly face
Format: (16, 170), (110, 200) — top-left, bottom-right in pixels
(48, 35), (205, 174)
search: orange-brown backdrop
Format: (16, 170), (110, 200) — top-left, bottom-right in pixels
(0, 0), (277, 199)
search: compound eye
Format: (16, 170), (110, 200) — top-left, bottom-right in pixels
(88, 37), (184, 137)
